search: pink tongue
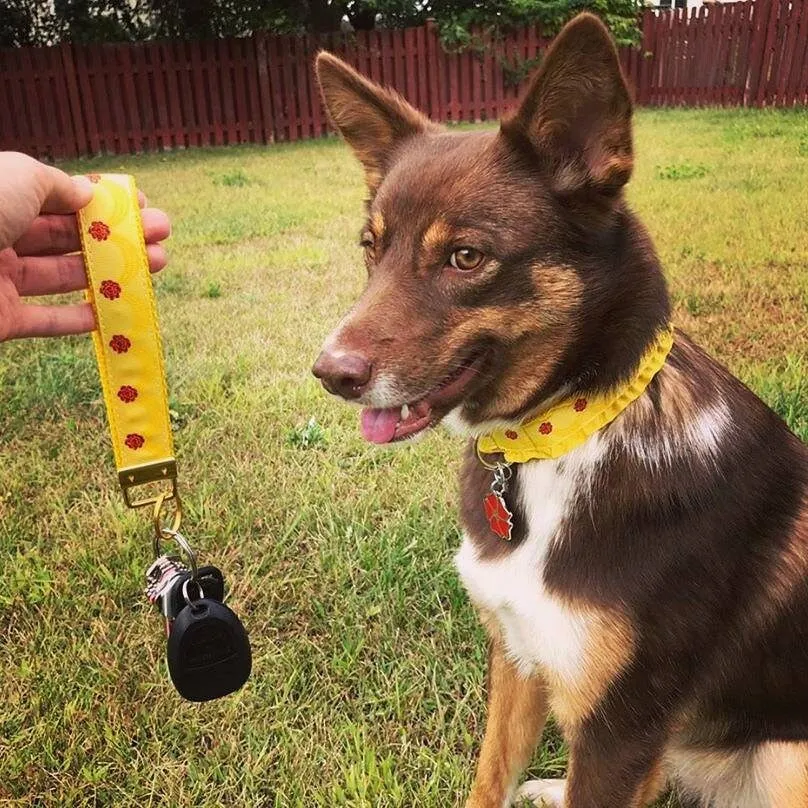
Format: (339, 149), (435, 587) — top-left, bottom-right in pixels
(360, 407), (399, 444)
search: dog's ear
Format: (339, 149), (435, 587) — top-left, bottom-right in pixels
(316, 51), (434, 195)
(500, 13), (633, 197)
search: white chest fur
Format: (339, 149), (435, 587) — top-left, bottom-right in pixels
(455, 435), (631, 723)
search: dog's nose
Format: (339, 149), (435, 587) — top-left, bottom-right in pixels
(312, 350), (372, 400)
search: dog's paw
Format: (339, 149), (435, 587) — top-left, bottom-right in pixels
(513, 778), (567, 807)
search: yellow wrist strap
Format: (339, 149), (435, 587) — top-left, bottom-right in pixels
(78, 174), (179, 515)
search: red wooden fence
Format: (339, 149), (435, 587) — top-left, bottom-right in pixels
(643, 0), (808, 106)
(1, 4), (807, 160)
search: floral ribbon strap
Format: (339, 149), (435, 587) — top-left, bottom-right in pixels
(78, 174), (177, 510)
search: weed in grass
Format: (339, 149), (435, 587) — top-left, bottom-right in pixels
(656, 162), (708, 180)
(799, 135), (808, 157)
(679, 291), (724, 317)
(287, 417), (328, 449)
(203, 280), (222, 298)
(213, 168), (252, 187)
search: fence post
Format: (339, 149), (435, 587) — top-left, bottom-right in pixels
(58, 42), (84, 157)
(425, 19), (445, 122)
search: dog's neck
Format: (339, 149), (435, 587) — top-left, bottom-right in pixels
(515, 207), (672, 421)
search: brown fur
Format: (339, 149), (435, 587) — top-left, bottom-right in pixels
(313, 12), (808, 808)
(466, 634), (549, 808)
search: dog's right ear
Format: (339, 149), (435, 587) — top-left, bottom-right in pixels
(316, 52), (434, 195)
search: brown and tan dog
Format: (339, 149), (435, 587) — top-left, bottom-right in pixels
(311, 14), (808, 807)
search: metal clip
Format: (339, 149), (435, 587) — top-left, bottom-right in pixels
(119, 460), (179, 509)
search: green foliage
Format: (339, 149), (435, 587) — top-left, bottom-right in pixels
(437, 0), (642, 49)
(287, 417), (328, 449)
(0, 0), (641, 46)
(500, 52), (545, 88)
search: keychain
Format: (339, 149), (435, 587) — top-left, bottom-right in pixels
(78, 174), (251, 702)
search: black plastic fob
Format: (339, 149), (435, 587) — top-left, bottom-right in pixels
(167, 598), (251, 702)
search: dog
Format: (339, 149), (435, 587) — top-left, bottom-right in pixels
(310, 14), (808, 807)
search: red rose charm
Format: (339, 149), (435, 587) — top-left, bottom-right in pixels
(89, 220), (111, 241)
(125, 433), (145, 450)
(484, 492), (513, 541)
(505, 429), (518, 440)
(574, 398), (588, 412)
(539, 421), (553, 435)
(109, 334), (130, 353)
(100, 279), (121, 300)
(117, 385), (138, 403)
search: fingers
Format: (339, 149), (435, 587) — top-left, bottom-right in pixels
(13, 302), (96, 339)
(14, 207), (171, 257)
(14, 243), (167, 297)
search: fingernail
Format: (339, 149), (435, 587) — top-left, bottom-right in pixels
(72, 175), (94, 198)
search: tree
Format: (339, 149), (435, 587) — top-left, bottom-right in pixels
(0, 0), (641, 47)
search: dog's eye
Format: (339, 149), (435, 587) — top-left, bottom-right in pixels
(449, 247), (484, 271)
(360, 232), (375, 260)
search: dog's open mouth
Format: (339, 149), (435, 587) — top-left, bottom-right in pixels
(360, 351), (487, 444)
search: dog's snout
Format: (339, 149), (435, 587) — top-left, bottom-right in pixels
(312, 350), (372, 400)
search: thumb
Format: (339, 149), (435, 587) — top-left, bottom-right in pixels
(39, 165), (94, 214)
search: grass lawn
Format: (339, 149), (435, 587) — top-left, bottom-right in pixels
(1, 107), (806, 807)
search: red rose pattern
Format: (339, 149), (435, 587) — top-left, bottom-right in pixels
(100, 279), (121, 300)
(87, 173), (101, 183)
(117, 385), (138, 403)
(574, 398), (588, 412)
(109, 334), (130, 353)
(505, 429), (518, 440)
(539, 421), (553, 435)
(89, 220), (111, 241)
(125, 433), (145, 450)
(483, 492), (513, 540)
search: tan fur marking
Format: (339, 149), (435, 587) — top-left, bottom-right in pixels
(447, 263), (583, 420)
(668, 741), (808, 807)
(545, 605), (635, 730)
(421, 218), (451, 253)
(762, 742), (808, 807)
(466, 630), (549, 808)
(633, 761), (667, 807)
(370, 210), (385, 240)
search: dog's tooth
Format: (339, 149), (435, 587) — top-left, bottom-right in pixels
(401, 403), (410, 420)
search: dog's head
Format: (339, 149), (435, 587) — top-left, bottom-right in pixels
(312, 14), (668, 444)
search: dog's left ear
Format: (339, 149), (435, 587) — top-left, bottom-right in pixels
(501, 13), (633, 197)
(316, 51), (435, 195)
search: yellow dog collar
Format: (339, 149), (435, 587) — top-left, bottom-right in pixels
(478, 326), (674, 464)
(78, 174), (178, 513)
(476, 326), (673, 541)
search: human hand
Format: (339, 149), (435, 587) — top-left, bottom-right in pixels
(0, 152), (171, 342)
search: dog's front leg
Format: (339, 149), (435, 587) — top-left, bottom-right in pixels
(551, 710), (668, 808)
(466, 636), (549, 808)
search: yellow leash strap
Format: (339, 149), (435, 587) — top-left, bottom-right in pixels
(78, 174), (179, 518)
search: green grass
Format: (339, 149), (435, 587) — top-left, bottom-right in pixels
(0, 108), (806, 807)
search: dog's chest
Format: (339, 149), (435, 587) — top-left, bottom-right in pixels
(455, 437), (631, 723)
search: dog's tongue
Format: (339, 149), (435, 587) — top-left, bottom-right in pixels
(360, 407), (399, 444)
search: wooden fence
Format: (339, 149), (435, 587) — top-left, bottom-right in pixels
(643, 0), (808, 106)
(1, 2), (807, 160)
